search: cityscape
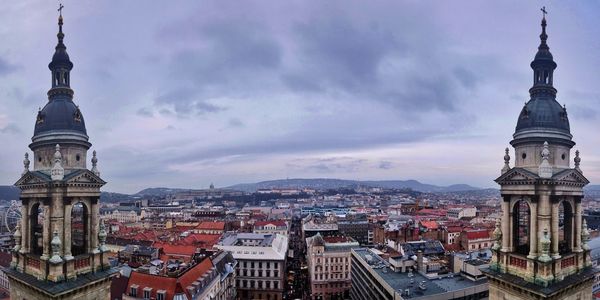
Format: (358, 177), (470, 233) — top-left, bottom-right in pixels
(0, 2), (599, 300)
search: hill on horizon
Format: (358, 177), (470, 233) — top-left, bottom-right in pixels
(227, 178), (483, 193)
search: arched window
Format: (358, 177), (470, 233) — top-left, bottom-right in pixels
(559, 201), (574, 255)
(30, 203), (44, 256)
(71, 202), (89, 256)
(512, 200), (530, 255)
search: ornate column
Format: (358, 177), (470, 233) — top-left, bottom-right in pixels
(501, 196), (510, 252)
(528, 201), (538, 259)
(41, 203), (51, 260)
(63, 199), (73, 260)
(573, 197), (583, 252)
(551, 199), (560, 258)
(90, 198), (100, 252)
(19, 200), (28, 253)
(537, 193), (551, 259)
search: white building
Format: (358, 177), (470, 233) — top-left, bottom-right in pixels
(253, 220), (289, 236)
(215, 233), (288, 300)
(447, 207), (477, 220)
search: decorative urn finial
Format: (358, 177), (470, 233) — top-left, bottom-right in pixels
(582, 219), (590, 251)
(91, 150), (100, 177)
(574, 150), (582, 173)
(22, 153), (30, 176)
(501, 148), (511, 174)
(51, 144), (64, 181)
(492, 217), (502, 250)
(49, 230), (63, 264)
(98, 219), (108, 252)
(538, 228), (552, 262)
(538, 141), (552, 178)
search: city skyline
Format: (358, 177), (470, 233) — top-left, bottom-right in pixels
(1, 1), (599, 193)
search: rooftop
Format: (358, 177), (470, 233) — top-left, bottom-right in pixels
(353, 248), (487, 299)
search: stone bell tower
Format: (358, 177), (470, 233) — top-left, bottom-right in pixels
(483, 9), (597, 300)
(4, 8), (117, 300)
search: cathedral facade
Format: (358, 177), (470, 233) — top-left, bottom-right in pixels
(483, 12), (596, 300)
(4, 11), (116, 300)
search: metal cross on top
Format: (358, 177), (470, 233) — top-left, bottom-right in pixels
(58, 2), (64, 16)
(541, 6), (547, 18)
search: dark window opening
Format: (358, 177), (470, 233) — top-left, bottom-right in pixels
(559, 201), (573, 255)
(30, 203), (44, 256)
(513, 200), (530, 255)
(71, 202), (88, 256)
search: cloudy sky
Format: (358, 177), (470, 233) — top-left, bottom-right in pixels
(0, 1), (599, 193)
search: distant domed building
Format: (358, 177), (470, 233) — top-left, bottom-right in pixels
(4, 8), (116, 300)
(483, 10), (597, 300)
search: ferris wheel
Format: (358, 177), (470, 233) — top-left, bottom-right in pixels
(5, 200), (21, 234)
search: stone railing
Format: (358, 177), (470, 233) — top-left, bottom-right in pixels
(26, 256), (41, 270)
(74, 256), (91, 270)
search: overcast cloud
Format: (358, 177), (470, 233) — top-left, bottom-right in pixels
(0, 1), (599, 193)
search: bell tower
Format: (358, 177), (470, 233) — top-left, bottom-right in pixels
(484, 8), (597, 300)
(4, 7), (116, 300)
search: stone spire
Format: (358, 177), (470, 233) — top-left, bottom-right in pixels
(574, 150), (582, 173)
(582, 219), (590, 251)
(538, 141), (552, 178)
(51, 144), (64, 181)
(22, 153), (30, 175)
(501, 148), (511, 174)
(91, 150), (100, 177)
(98, 219), (107, 252)
(49, 5), (73, 90)
(492, 218), (502, 251)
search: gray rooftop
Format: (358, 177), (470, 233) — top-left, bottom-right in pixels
(218, 233), (276, 247)
(353, 248), (487, 299)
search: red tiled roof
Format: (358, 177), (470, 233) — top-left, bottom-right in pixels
(180, 234), (221, 248)
(254, 220), (287, 227)
(154, 243), (197, 258)
(420, 220), (438, 230)
(416, 209), (447, 216)
(196, 221), (225, 231)
(126, 257), (213, 300)
(465, 230), (490, 240)
(446, 226), (464, 233)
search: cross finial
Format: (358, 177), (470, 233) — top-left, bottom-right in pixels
(541, 6), (547, 18)
(58, 2), (64, 16)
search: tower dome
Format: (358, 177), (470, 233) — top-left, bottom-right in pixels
(511, 13), (574, 150)
(30, 12), (91, 171)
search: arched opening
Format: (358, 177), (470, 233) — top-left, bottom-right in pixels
(512, 200), (530, 255)
(71, 202), (88, 256)
(30, 203), (44, 256)
(558, 201), (573, 255)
